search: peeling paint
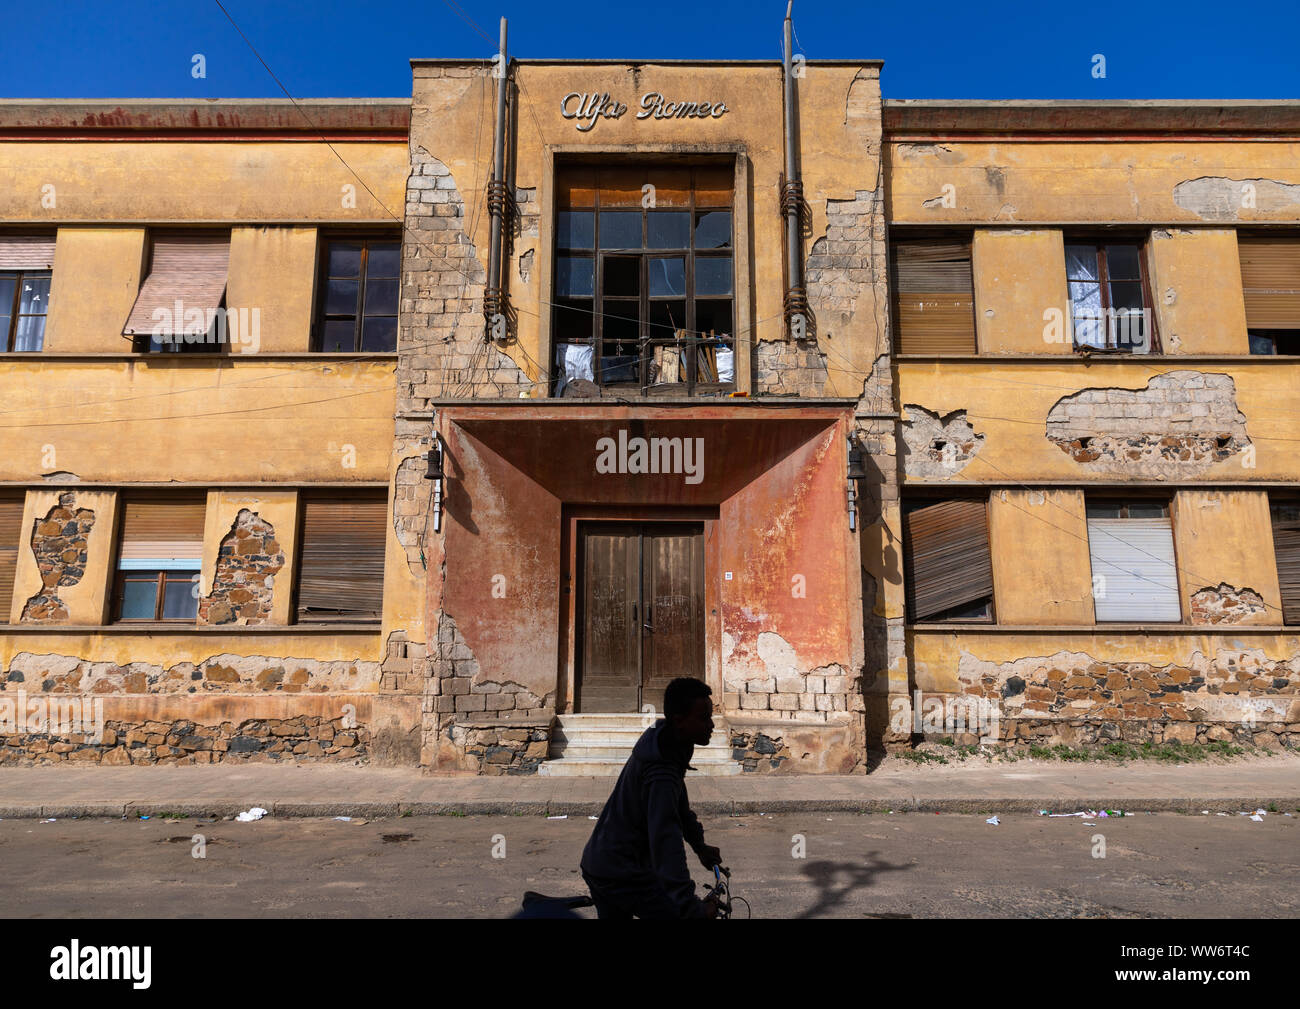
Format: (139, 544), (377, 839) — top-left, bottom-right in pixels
(21, 492), (95, 623)
(1189, 583), (1267, 625)
(1173, 176), (1300, 220)
(901, 404), (985, 478)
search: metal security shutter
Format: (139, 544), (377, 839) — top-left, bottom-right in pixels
(0, 493), (24, 623)
(122, 236), (230, 336)
(1239, 238), (1300, 329)
(1272, 506), (1300, 625)
(904, 499), (994, 620)
(296, 494), (386, 622)
(0, 236), (56, 269)
(118, 494), (206, 568)
(893, 240), (976, 354)
(1087, 517), (1181, 622)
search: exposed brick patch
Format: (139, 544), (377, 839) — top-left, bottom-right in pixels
(450, 719), (551, 775)
(0, 716), (368, 766)
(729, 730), (791, 772)
(20, 492), (95, 623)
(754, 339), (829, 396)
(379, 629), (428, 695)
(398, 147), (532, 409)
(901, 404), (984, 477)
(199, 509), (284, 626)
(1190, 583), (1267, 625)
(1, 651), (378, 695)
(392, 442), (433, 575)
(725, 632), (853, 720)
(1045, 371), (1250, 478)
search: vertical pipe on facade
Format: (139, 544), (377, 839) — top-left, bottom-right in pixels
(485, 17), (509, 340)
(782, 3), (803, 337)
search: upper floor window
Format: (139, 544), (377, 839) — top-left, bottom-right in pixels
(112, 494), (206, 622)
(123, 235), (231, 353)
(892, 238), (976, 355)
(1065, 240), (1157, 354)
(314, 237), (399, 352)
(1085, 498), (1180, 622)
(1239, 236), (1300, 354)
(0, 236), (55, 352)
(553, 163), (734, 396)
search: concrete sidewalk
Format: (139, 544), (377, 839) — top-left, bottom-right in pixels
(0, 757), (1296, 818)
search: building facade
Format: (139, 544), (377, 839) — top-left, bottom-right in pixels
(0, 78), (1296, 774)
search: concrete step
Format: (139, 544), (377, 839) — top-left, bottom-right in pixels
(539, 758), (744, 777)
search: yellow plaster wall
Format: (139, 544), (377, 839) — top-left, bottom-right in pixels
(201, 490), (299, 625)
(44, 227), (147, 353)
(970, 229), (1072, 354)
(887, 140), (1300, 225)
(10, 488), (117, 625)
(1172, 489), (1283, 623)
(0, 358), (395, 483)
(381, 445), (426, 646)
(226, 227), (321, 353)
(1147, 228), (1250, 355)
(988, 488), (1095, 625)
(0, 631), (383, 672)
(896, 360), (1300, 483)
(0, 142), (408, 223)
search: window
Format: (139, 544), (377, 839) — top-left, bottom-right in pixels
(112, 494), (206, 621)
(123, 235), (231, 353)
(295, 492), (386, 622)
(1239, 237), (1300, 346)
(553, 163), (734, 395)
(1248, 331), (1300, 355)
(903, 498), (995, 622)
(1271, 496), (1300, 625)
(0, 492), (23, 623)
(892, 238), (976, 354)
(1065, 240), (1157, 353)
(1086, 498), (1181, 622)
(0, 236), (55, 352)
(314, 237), (399, 352)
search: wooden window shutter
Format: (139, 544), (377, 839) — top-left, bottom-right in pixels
(0, 493), (24, 623)
(0, 236), (56, 270)
(123, 236), (230, 336)
(296, 493), (387, 622)
(1239, 237), (1300, 329)
(904, 499), (994, 620)
(893, 240), (976, 354)
(118, 494), (206, 568)
(1087, 517), (1181, 621)
(1272, 505), (1300, 625)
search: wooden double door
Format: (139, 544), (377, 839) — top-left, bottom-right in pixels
(577, 522), (705, 713)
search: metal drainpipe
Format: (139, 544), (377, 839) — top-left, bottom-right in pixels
(485, 17), (509, 341)
(782, 3), (807, 339)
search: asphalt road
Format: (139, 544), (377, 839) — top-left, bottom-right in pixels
(1, 810), (1295, 918)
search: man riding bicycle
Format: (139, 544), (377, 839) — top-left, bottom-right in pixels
(580, 677), (724, 919)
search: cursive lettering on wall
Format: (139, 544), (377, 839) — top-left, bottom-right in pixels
(559, 91), (729, 132)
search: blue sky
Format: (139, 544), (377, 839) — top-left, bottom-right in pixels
(1, 0), (1295, 100)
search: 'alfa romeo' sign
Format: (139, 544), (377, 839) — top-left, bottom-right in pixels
(560, 91), (729, 132)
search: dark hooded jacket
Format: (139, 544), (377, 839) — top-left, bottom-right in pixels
(580, 718), (709, 918)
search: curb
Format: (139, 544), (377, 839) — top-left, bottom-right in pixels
(4, 795), (1296, 819)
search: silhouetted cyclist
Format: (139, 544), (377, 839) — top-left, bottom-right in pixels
(580, 677), (724, 919)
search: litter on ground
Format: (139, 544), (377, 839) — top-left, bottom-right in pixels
(235, 807), (268, 822)
(985, 815), (1000, 826)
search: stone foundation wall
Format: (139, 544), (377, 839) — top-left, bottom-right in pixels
(0, 714), (368, 766)
(930, 716), (1297, 751)
(448, 718), (552, 775)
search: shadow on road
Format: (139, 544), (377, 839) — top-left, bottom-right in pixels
(794, 852), (914, 919)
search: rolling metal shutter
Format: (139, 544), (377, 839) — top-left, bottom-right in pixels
(1087, 517), (1181, 622)
(296, 494), (387, 622)
(1272, 506), (1300, 625)
(893, 240), (977, 354)
(1239, 238), (1300, 329)
(0, 236), (56, 270)
(0, 493), (24, 623)
(118, 495), (206, 569)
(122, 236), (230, 336)
(904, 498), (994, 620)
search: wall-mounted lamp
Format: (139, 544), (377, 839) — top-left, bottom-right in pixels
(424, 436), (444, 533)
(846, 440), (866, 531)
